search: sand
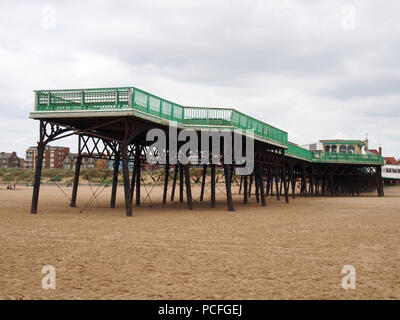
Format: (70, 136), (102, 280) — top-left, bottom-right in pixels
(0, 182), (399, 300)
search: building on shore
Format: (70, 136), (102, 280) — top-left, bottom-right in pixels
(62, 152), (109, 170)
(107, 157), (134, 171)
(0, 151), (21, 168)
(26, 145), (70, 169)
(19, 158), (26, 168)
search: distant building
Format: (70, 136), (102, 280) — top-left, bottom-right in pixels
(0, 151), (21, 168)
(107, 158), (134, 171)
(366, 146), (400, 183)
(382, 157), (400, 183)
(95, 158), (109, 169)
(365, 147), (382, 156)
(384, 157), (399, 165)
(26, 145), (70, 169)
(62, 152), (96, 170)
(62, 153), (109, 170)
(19, 158), (26, 168)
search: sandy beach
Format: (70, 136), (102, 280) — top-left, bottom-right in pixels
(0, 183), (399, 299)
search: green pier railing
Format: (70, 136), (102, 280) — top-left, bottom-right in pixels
(286, 142), (313, 161)
(284, 143), (384, 164)
(35, 86), (288, 147)
(33, 86), (383, 165)
(311, 152), (384, 165)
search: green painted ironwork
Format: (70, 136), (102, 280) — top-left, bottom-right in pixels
(35, 86), (288, 146)
(34, 86), (383, 165)
(286, 142), (312, 161)
(311, 152), (384, 165)
(284, 143), (384, 164)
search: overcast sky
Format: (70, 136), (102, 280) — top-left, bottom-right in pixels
(1, 0), (399, 158)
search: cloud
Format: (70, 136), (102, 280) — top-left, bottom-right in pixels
(0, 0), (399, 158)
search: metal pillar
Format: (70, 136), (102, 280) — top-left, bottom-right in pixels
(184, 165), (193, 210)
(135, 145), (141, 207)
(200, 164), (207, 202)
(130, 155), (136, 204)
(171, 165), (178, 201)
(110, 152), (120, 208)
(211, 164), (216, 208)
(179, 164), (184, 203)
(30, 142), (45, 214)
(70, 155), (82, 207)
(282, 167), (289, 204)
(257, 164), (266, 207)
(248, 174), (253, 198)
(162, 161), (170, 205)
(330, 174), (335, 197)
(243, 175), (248, 204)
(223, 164), (234, 211)
(275, 175), (280, 201)
(121, 141), (132, 217)
(309, 167), (314, 196)
(290, 167), (296, 199)
(255, 173), (260, 203)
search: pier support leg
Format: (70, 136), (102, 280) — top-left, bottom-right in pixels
(30, 142), (45, 214)
(121, 141), (132, 217)
(282, 167), (289, 204)
(224, 164), (234, 211)
(130, 156), (136, 204)
(200, 164), (207, 202)
(256, 165), (266, 207)
(255, 173), (260, 203)
(376, 166), (384, 197)
(179, 164), (184, 203)
(163, 161), (170, 205)
(275, 175), (280, 201)
(211, 164), (216, 208)
(270, 173), (274, 197)
(243, 175), (248, 204)
(135, 146), (141, 207)
(184, 165), (193, 210)
(110, 153), (120, 208)
(248, 175), (253, 198)
(171, 165), (178, 201)
(302, 167), (307, 198)
(330, 174), (335, 197)
(309, 167), (314, 196)
(290, 167), (296, 199)
(70, 155), (82, 207)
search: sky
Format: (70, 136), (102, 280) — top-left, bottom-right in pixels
(0, 0), (399, 158)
